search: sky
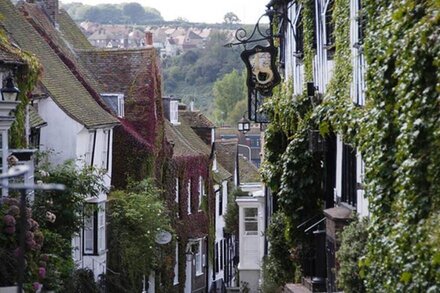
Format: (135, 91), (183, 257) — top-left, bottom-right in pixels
(60, 0), (270, 24)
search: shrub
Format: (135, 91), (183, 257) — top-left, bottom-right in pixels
(336, 216), (368, 293)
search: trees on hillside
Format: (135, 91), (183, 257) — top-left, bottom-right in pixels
(162, 31), (244, 116)
(213, 69), (247, 125)
(62, 2), (163, 24)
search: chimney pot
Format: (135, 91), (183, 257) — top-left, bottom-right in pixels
(145, 31), (153, 46)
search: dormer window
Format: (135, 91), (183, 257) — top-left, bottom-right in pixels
(101, 93), (125, 117)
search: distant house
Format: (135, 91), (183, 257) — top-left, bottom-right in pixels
(217, 126), (262, 168)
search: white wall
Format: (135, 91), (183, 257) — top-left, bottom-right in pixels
(38, 97), (80, 165)
(37, 96), (114, 280)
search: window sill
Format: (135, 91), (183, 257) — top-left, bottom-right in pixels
(195, 272), (204, 277)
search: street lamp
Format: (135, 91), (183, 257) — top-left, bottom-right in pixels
(0, 75), (20, 197)
(237, 116), (250, 134)
(1, 75), (20, 101)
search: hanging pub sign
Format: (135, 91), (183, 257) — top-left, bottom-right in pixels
(241, 45), (281, 97)
(248, 88), (270, 123)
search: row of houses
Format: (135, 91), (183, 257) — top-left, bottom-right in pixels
(82, 22), (233, 58)
(0, 0), (266, 292)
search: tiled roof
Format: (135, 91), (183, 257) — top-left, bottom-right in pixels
(0, 1), (117, 128)
(29, 105), (47, 128)
(76, 48), (155, 95)
(20, 3), (104, 93)
(216, 140), (260, 183)
(165, 118), (231, 181)
(57, 9), (94, 50)
(179, 111), (215, 128)
(0, 45), (23, 64)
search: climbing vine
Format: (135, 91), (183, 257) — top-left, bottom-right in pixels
(261, 0), (323, 281)
(264, 0), (439, 291)
(0, 26), (42, 148)
(358, 1), (440, 291)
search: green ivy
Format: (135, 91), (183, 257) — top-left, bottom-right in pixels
(261, 0), (323, 281)
(358, 1), (440, 291)
(0, 26), (42, 148)
(337, 216), (368, 293)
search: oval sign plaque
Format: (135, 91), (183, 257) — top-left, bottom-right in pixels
(155, 231), (172, 245)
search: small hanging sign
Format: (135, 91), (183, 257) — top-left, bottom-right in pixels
(241, 45), (281, 97)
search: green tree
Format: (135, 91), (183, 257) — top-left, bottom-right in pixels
(213, 69), (246, 125)
(107, 180), (172, 292)
(122, 2), (146, 24)
(224, 12), (240, 24)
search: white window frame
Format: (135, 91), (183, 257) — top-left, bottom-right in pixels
(174, 242), (179, 285)
(187, 179), (192, 215)
(101, 93), (125, 117)
(101, 129), (110, 169)
(194, 239), (203, 276)
(198, 176), (204, 211)
(97, 203), (105, 254)
(170, 100), (179, 125)
(83, 202), (106, 255)
(85, 131), (96, 166)
(83, 212), (94, 254)
(244, 208), (259, 236)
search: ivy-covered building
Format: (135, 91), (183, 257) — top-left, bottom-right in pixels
(0, 0), (121, 280)
(258, 0), (439, 292)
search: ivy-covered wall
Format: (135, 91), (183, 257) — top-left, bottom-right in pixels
(359, 1), (440, 291)
(261, 0), (324, 282)
(263, 0), (439, 291)
(0, 27), (41, 148)
(161, 154), (213, 293)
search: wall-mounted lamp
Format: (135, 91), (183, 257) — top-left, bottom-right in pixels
(1, 76), (20, 102)
(238, 115), (251, 134)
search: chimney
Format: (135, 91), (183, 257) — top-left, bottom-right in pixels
(145, 31), (153, 47)
(190, 101), (195, 112)
(43, 0), (59, 24)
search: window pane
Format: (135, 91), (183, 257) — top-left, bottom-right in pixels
(84, 216), (94, 253)
(244, 208), (258, 218)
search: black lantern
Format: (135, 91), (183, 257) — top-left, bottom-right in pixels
(238, 116), (250, 134)
(1, 76), (20, 101)
(248, 88), (270, 123)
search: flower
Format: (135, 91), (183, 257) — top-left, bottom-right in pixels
(7, 205), (20, 217)
(32, 282), (42, 291)
(38, 267), (46, 279)
(3, 214), (16, 226)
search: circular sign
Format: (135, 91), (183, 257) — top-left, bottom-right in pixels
(155, 231), (172, 245)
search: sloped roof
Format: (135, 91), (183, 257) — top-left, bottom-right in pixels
(0, 45), (23, 64)
(76, 47), (155, 95)
(186, 30), (203, 40)
(216, 140), (260, 183)
(29, 106), (47, 128)
(165, 118), (231, 181)
(179, 111), (215, 128)
(20, 3), (104, 93)
(0, 1), (117, 128)
(58, 9), (94, 50)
